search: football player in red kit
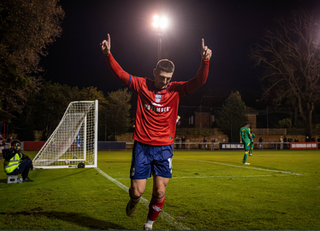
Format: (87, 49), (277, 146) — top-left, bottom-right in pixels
(100, 34), (211, 230)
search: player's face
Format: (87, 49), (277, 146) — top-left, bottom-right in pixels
(154, 70), (173, 89)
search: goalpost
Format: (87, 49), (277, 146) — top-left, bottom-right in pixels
(33, 100), (98, 169)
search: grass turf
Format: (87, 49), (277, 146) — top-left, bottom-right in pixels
(0, 149), (319, 230)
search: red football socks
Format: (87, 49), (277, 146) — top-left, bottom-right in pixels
(147, 194), (165, 221)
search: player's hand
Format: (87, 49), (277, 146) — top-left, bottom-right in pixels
(100, 33), (111, 55)
(201, 38), (212, 60)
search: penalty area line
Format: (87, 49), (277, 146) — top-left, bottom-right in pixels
(94, 167), (190, 230)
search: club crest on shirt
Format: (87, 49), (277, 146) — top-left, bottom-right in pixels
(155, 94), (161, 103)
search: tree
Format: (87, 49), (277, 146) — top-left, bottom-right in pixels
(278, 118), (292, 128)
(11, 81), (109, 141)
(11, 80), (131, 141)
(216, 91), (248, 142)
(37, 84), (109, 140)
(251, 11), (320, 136)
(106, 88), (132, 140)
(35, 82), (75, 139)
(0, 0), (64, 113)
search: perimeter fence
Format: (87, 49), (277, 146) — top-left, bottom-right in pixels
(1, 142), (319, 157)
(125, 142), (320, 151)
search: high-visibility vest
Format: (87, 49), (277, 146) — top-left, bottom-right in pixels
(4, 152), (22, 174)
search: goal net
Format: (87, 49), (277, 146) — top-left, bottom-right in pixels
(33, 100), (98, 169)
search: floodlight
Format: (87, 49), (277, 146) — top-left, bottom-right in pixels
(153, 15), (167, 29)
(159, 17), (167, 29)
(153, 14), (169, 60)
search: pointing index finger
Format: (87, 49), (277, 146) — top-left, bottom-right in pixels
(202, 38), (205, 49)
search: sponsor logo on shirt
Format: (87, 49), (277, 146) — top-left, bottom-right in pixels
(144, 104), (170, 113)
(151, 102), (163, 107)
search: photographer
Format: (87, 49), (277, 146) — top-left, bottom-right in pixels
(3, 140), (33, 182)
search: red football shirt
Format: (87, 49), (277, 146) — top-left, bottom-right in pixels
(105, 53), (210, 146)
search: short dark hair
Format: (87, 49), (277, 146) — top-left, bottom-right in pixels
(245, 122), (250, 126)
(156, 59), (175, 73)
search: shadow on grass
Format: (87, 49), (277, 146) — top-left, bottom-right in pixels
(31, 168), (95, 182)
(0, 179), (8, 184)
(0, 207), (126, 230)
(0, 168), (93, 184)
(46, 168), (93, 181)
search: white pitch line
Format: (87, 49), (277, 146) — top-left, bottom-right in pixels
(94, 167), (190, 230)
(174, 158), (301, 176)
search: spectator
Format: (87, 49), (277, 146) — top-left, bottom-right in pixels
(305, 136), (310, 142)
(287, 136), (292, 149)
(181, 136), (186, 149)
(175, 135), (180, 149)
(3, 140), (34, 182)
(7, 135), (13, 144)
(203, 136), (207, 150)
(294, 136), (299, 142)
(317, 136), (320, 143)
(211, 137), (216, 151)
(259, 137), (263, 150)
(283, 135), (287, 149)
(311, 136), (316, 142)
(279, 136), (284, 149)
(0, 133), (5, 146)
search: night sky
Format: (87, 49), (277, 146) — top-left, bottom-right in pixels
(40, 0), (320, 107)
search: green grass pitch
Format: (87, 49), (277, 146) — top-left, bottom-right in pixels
(0, 149), (319, 230)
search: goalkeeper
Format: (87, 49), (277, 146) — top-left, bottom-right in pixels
(239, 122), (252, 165)
(249, 129), (255, 156)
(101, 34), (211, 230)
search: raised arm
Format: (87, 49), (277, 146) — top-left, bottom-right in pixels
(100, 34), (131, 86)
(185, 38), (212, 94)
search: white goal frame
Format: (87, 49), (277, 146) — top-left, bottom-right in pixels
(33, 100), (98, 169)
